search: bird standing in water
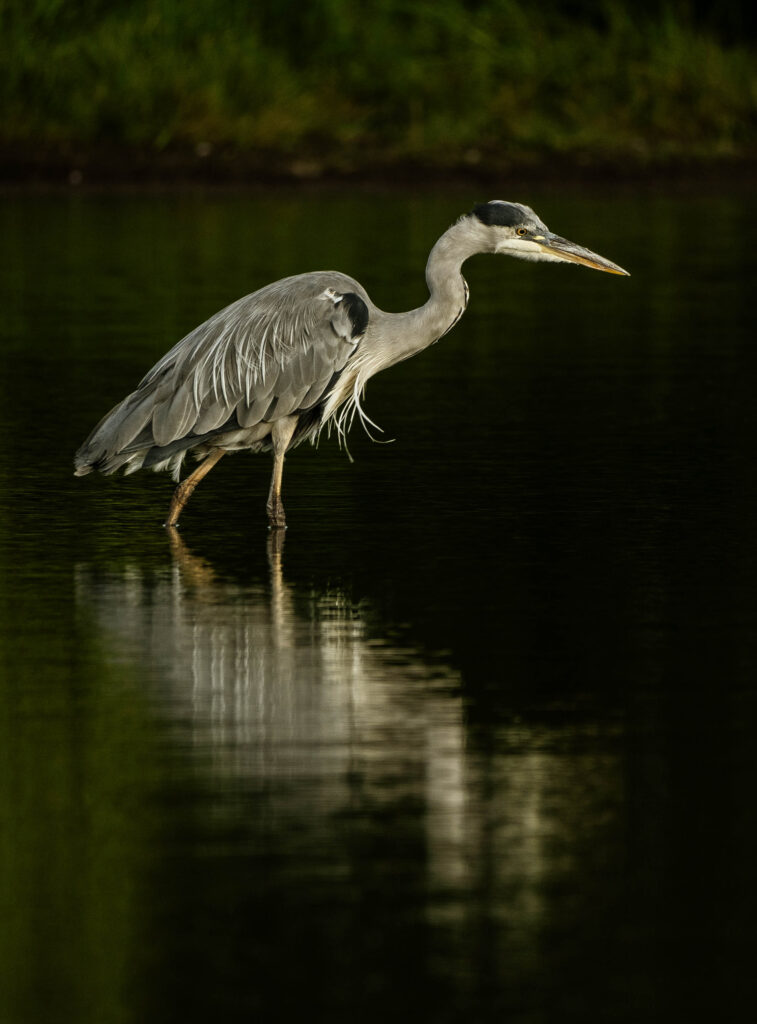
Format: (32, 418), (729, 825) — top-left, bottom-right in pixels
(74, 201), (629, 528)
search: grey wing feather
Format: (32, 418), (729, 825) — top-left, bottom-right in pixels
(74, 272), (370, 475)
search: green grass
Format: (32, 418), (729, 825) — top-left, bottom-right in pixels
(2, 0), (756, 174)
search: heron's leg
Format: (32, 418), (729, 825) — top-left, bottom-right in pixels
(164, 449), (225, 528)
(266, 417), (298, 529)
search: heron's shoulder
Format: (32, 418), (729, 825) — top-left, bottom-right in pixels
(215, 272), (371, 346)
(246, 270), (370, 305)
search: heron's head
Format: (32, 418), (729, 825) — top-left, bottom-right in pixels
(470, 200), (629, 276)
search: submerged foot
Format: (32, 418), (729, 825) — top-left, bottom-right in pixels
(266, 499), (287, 530)
(165, 481), (193, 529)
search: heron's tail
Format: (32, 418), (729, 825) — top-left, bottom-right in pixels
(74, 383), (163, 477)
(74, 380), (252, 483)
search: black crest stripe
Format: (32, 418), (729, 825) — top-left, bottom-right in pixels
(472, 202), (523, 228)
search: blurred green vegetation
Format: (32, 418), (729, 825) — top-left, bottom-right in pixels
(1, 0), (756, 175)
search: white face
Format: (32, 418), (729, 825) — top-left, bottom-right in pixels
(494, 235), (566, 263)
(471, 200), (557, 262)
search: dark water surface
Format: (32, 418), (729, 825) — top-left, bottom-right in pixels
(1, 188), (756, 1023)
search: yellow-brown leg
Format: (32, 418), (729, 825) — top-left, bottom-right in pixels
(164, 449), (225, 528)
(266, 417), (298, 529)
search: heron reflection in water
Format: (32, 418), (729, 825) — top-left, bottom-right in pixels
(76, 532), (476, 894)
(76, 531), (466, 788)
(74, 202), (628, 528)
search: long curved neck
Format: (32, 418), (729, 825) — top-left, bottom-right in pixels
(371, 218), (484, 370)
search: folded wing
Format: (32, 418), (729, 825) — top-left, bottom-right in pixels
(74, 272), (370, 477)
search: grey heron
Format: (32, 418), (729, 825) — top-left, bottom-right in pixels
(74, 201), (629, 528)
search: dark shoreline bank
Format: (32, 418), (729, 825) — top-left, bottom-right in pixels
(3, 144), (756, 193)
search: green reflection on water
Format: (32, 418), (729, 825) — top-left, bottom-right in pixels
(0, 597), (157, 1024)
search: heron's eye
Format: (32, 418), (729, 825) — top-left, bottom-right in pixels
(517, 227), (528, 236)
